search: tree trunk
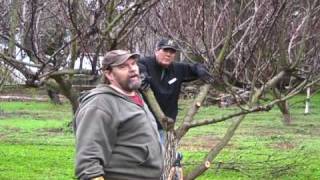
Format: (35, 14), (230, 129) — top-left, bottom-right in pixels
(45, 79), (63, 105)
(272, 88), (292, 125)
(141, 88), (179, 179)
(47, 89), (62, 104)
(0, 68), (10, 91)
(50, 75), (79, 113)
(277, 98), (292, 125)
(163, 130), (177, 180)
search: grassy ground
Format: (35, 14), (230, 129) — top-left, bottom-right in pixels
(179, 93), (320, 180)
(0, 93), (319, 180)
(0, 102), (74, 179)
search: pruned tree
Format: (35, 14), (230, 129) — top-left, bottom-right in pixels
(139, 0), (320, 179)
(1, 0), (320, 179)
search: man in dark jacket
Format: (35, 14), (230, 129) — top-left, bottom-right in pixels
(74, 50), (163, 180)
(139, 38), (212, 132)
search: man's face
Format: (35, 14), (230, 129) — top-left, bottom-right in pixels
(105, 58), (141, 93)
(155, 48), (176, 68)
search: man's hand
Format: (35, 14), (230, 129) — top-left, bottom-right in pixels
(91, 176), (104, 180)
(140, 73), (151, 91)
(163, 117), (175, 131)
(195, 64), (214, 84)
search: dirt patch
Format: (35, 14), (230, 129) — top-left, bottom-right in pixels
(0, 127), (21, 140)
(256, 129), (284, 136)
(0, 115), (8, 119)
(179, 135), (224, 151)
(270, 142), (296, 150)
(310, 127), (320, 136)
(0, 133), (7, 140)
(0, 111), (34, 119)
(0, 111), (60, 121)
(36, 128), (65, 137)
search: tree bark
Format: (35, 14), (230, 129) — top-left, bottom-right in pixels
(50, 75), (79, 113)
(141, 88), (168, 128)
(47, 89), (62, 104)
(272, 88), (292, 125)
(163, 130), (177, 180)
(141, 88), (177, 180)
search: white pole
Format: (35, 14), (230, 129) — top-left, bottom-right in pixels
(304, 87), (310, 115)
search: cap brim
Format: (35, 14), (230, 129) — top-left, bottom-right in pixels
(112, 53), (140, 66)
(159, 46), (178, 51)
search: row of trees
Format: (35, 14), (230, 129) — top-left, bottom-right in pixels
(1, 0), (320, 179)
(0, 0), (159, 112)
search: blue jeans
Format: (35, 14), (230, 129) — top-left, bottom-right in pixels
(159, 129), (166, 144)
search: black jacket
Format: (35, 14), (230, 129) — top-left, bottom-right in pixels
(139, 56), (201, 129)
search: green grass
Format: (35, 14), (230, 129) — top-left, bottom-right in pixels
(177, 92), (320, 180)
(0, 92), (320, 179)
(0, 144), (74, 180)
(0, 101), (74, 180)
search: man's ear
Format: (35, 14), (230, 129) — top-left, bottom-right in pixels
(155, 49), (160, 56)
(104, 69), (113, 82)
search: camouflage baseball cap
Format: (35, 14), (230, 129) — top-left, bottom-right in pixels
(102, 50), (139, 69)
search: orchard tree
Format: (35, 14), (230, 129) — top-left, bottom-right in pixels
(139, 0), (320, 179)
(1, 0), (320, 179)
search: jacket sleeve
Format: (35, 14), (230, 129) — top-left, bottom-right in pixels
(180, 63), (213, 83)
(75, 105), (117, 180)
(178, 63), (198, 82)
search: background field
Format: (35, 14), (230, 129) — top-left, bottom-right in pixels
(0, 93), (319, 180)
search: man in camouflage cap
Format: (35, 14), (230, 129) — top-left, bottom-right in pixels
(74, 49), (163, 180)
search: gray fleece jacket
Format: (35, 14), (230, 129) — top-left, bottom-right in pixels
(74, 84), (163, 180)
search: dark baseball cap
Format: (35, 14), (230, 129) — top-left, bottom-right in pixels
(102, 50), (139, 69)
(156, 38), (179, 51)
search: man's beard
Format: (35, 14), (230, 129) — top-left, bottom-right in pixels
(128, 78), (142, 90)
(120, 77), (142, 92)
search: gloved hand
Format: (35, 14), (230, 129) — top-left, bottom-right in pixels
(195, 64), (214, 84)
(139, 73), (151, 91)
